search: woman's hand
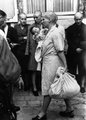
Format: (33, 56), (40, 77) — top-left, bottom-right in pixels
(56, 66), (66, 77)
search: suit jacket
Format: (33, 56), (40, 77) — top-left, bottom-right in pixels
(65, 22), (86, 54)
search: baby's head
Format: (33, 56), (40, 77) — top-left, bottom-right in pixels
(32, 27), (40, 34)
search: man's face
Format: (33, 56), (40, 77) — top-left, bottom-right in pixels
(0, 15), (6, 27)
(75, 18), (82, 25)
(74, 14), (82, 26)
(19, 14), (26, 26)
(34, 12), (42, 24)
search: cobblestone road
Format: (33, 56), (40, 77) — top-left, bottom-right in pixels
(13, 90), (86, 120)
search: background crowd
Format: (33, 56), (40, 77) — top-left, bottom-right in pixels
(0, 8), (86, 120)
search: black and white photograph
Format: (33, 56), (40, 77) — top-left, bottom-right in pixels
(0, 0), (86, 120)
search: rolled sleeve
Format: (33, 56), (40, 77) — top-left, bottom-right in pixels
(52, 32), (64, 52)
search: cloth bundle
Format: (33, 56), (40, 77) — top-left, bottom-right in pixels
(49, 67), (80, 99)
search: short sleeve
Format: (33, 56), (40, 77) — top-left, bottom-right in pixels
(52, 30), (64, 52)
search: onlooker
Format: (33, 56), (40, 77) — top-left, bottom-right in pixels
(32, 11), (74, 120)
(0, 9), (21, 112)
(14, 13), (29, 91)
(25, 10), (42, 96)
(0, 18), (19, 57)
(66, 12), (86, 93)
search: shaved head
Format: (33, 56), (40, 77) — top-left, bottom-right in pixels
(34, 10), (42, 17)
(74, 12), (83, 25)
(34, 10), (42, 24)
(19, 13), (27, 19)
(74, 12), (83, 19)
(19, 13), (27, 26)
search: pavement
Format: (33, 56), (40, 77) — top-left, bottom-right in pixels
(13, 89), (86, 120)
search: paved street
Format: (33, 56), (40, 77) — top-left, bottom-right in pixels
(13, 89), (86, 120)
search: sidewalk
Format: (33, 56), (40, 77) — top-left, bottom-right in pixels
(13, 90), (86, 120)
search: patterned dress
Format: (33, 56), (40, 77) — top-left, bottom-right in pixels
(41, 25), (65, 95)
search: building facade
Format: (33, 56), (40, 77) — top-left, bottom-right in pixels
(0, 0), (86, 28)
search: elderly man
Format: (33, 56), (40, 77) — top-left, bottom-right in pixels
(66, 12), (86, 93)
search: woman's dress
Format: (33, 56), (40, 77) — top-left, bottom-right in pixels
(41, 26), (65, 95)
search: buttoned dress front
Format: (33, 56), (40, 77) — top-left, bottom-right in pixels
(41, 26), (64, 95)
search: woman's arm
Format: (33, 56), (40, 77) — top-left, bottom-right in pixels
(58, 51), (67, 70)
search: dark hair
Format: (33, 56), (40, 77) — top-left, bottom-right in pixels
(0, 9), (6, 17)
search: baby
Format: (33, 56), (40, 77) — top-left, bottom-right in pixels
(31, 26), (48, 70)
(31, 26), (48, 42)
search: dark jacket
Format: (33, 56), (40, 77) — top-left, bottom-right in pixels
(25, 23), (41, 71)
(65, 22), (86, 54)
(7, 25), (18, 43)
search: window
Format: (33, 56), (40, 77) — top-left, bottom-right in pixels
(47, 0), (78, 15)
(23, 0), (78, 17)
(0, 0), (18, 22)
(23, 0), (46, 17)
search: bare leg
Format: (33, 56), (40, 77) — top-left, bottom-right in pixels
(32, 71), (37, 91)
(81, 76), (85, 88)
(80, 75), (86, 93)
(64, 99), (73, 111)
(32, 71), (39, 96)
(38, 95), (51, 117)
(59, 99), (74, 118)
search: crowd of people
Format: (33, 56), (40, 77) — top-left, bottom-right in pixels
(0, 9), (86, 120)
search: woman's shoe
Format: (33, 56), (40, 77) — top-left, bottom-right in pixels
(10, 104), (20, 112)
(32, 90), (39, 96)
(59, 110), (74, 118)
(32, 115), (47, 120)
(80, 87), (85, 93)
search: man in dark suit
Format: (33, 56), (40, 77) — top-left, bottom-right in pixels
(66, 12), (86, 93)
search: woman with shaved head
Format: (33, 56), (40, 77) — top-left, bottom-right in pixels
(32, 11), (74, 120)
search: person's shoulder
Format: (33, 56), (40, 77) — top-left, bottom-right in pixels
(65, 23), (75, 32)
(14, 23), (20, 29)
(8, 25), (16, 31)
(52, 26), (60, 36)
(27, 23), (36, 31)
(58, 24), (65, 29)
(57, 24), (65, 33)
(81, 22), (86, 27)
(8, 25), (18, 35)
